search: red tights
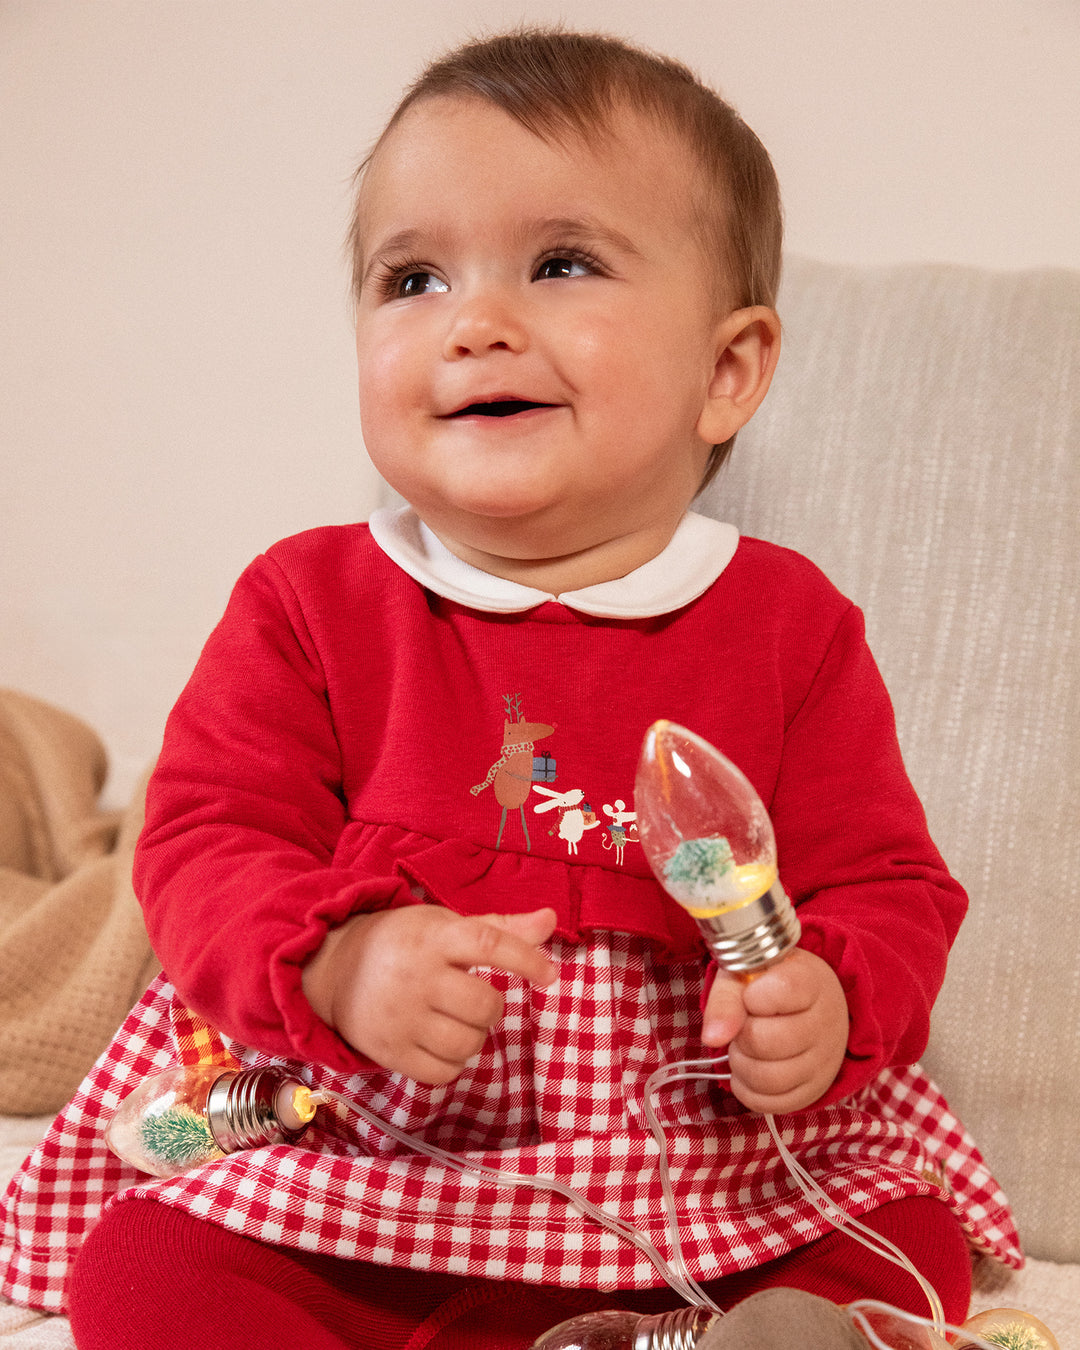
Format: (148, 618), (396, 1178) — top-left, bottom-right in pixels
(67, 1195), (971, 1349)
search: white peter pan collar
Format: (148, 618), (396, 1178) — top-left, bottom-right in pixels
(367, 506), (740, 619)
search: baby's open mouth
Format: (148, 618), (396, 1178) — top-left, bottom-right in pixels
(448, 400), (556, 417)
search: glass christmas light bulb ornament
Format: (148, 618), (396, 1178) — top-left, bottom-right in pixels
(531, 1304), (718, 1350)
(955, 1309), (1060, 1350)
(105, 1064), (323, 1178)
(849, 1304), (952, 1349)
(635, 721), (800, 975)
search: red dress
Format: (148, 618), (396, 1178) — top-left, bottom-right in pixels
(0, 512), (1021, 1312)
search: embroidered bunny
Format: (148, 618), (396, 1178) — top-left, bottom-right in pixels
(533, 786), (602, 856)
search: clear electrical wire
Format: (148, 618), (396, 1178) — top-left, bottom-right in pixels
(764, 1115), (946, 1330)
(640, 1057), (946, 1334)
(313, 1085), (707, 1308)
(314, 1051), (954, 1338)
(847, 1301), (1007, 1350)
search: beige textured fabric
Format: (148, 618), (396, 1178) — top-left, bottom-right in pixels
(698, 257), (1080, 1264)
(0, 690), (159, 1115)
(697, 1288), (865, 1348)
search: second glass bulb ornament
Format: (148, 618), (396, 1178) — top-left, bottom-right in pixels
(105, 1064), (323, 1178)
(634, 720), (799, 975)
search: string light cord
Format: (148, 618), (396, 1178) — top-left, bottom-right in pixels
(847, 1300), (1004, 1350)
(639, 1057), (946, 1334)
(308, 1060), (955, 1338)
(640, 1057), (732, 1312)
(763, 1114), (945, 1332)
(311, 1087), (706, 1307)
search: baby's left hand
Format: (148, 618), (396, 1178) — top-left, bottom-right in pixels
(700, 948), (849, 1114)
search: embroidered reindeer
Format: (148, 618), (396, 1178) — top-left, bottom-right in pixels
(471, 694), (555, 851)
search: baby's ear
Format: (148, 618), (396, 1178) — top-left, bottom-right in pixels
(696, 306), (781, 447)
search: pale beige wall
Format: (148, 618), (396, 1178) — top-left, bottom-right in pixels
(3, 0), (1078, 802)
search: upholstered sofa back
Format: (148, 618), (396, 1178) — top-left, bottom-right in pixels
(697, 257), (1079, 1263)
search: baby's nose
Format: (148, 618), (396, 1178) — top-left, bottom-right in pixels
(442, 291), (528, 359)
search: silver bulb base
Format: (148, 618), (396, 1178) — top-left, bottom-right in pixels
(530, 1304), (719, 1350)
(695, 882), (800, 975)
(634, 1305), (718, 1349)
(205, 1067), (311, 1154)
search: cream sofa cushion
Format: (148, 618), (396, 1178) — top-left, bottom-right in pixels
(698, 257), (1080, 1264)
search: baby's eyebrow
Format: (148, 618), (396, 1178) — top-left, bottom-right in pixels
(360, 228), (435, 287)
(523, 215), (644, 260)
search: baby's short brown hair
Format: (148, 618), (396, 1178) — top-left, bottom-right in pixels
(349, 27), (783, 487)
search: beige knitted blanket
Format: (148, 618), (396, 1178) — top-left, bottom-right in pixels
(0, 689), (158, 1115)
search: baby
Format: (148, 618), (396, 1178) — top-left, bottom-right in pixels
(310, 36), (841, 1110)
(0, 27), (1017, 1350)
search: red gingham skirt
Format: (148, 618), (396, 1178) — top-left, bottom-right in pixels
(0, 934), (1020, 1313)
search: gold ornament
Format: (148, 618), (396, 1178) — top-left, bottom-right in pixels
(956, 1308), (1059, 1350)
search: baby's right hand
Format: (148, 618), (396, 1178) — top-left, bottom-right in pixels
(302, 904), (558, 1083)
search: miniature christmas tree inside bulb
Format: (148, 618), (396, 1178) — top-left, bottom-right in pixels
(635, 721), (800, 975)
(105, 1065), (228, 1177)
(635, 721), (776, 918)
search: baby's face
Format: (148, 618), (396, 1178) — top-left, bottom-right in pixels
(353, 95), (730, 578)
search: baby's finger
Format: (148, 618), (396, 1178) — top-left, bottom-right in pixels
(430, 964), (506, 1032)
(740, 960), (813, 1019)
(731, 1010), (814, 1062)
(452, 914), (558, 988)
(483, 907), (559, 947)
(701, 971), (748, 1048)
(415, 1008), (492, 1074)
(727, 1044), (818, 1112)
(396, 1038), (482, 1087)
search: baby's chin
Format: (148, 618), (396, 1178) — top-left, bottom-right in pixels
(423, 515), (565, 569)
(413, 489), (574, 551)
(423, 508), (667, 598)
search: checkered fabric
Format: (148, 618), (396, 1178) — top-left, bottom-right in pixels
(170, 1002), (240, 1073)
(0, 933), (1020, 1313)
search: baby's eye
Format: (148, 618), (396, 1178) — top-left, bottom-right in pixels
(396, 271), (449, 298)
(534, 254), (593, 281)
